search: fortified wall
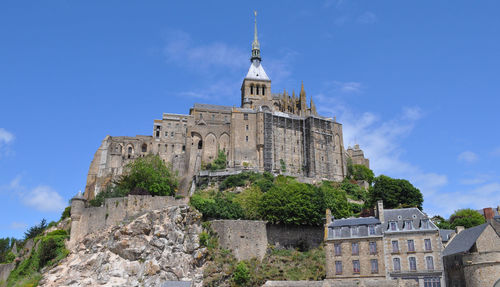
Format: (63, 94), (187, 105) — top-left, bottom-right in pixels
(69, 193), (187, 249)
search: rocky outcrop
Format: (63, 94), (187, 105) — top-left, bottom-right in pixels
(39, 205), (206, 287)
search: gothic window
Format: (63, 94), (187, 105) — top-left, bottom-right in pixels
(393, 258), (401, 271)
(141, 143), (147, 153)
(256, 85), (260, 95)
(198, 140), (203, 149)
(250, 85), (254, 94)
(128, 146), (133, 154)
(262, 85), (266, 95)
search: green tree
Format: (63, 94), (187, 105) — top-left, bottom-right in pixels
(319, 182), (352, 219)
(431, 215), (452, 229)
(60, 206), (71, 221)
(24, 219), (47, 240)
(368, 175), (423, 210)
(116, 154), (178, 196)
(234, 185), (264, 220)
(351, 164), (375, 184)
(340, 179), (368, 201)
(449, 209), (486, 229)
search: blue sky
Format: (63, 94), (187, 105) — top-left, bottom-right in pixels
(1, 1), (499, 238)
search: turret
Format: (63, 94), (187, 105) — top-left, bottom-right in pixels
(69, 190), (87, 249)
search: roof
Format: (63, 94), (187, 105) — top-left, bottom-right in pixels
(328, 217), (380, 228)
(245, 60), (270, 81)
(161, 281), (192, 287)
(192, 103), (233, 112)
(442, 223), (489, 256)
(382, 208), (438, 232)
(439, 229), (456, 242)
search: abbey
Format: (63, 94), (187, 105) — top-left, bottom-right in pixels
(83, 15), (369, 199)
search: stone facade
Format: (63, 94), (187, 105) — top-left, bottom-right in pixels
(443, 219), (500, 287)
(210, 220), (267, 261)
(83, 17), (368, 199)
(326, 201), (445, 287)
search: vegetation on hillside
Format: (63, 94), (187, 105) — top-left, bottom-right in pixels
(0, 237), (20, 264)
(201, 222), (325, 287)
(202, 150), (228, 171)
(432, 209), (486, 229)
(367, 175), (424, 210)
(89, 154), (178, 206)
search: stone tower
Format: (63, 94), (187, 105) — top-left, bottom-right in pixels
(241, 11), (272, 109)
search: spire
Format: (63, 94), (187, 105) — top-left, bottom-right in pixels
(251, 11), (261, 62)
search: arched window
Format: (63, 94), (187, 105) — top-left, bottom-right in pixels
(128, 146), (133, 154)
(262, 85), (266, 95)
(256, 85), (260, 95)
(198, 140), (203, 149)
(141, 143), (147, 153)
(250, 85), (254, 95)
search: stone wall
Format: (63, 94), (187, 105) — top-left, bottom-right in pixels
(262, 279), (417, 287)
(69, 195), (187, 249)
(0, 263), (15, 284)
(210, 220), (267, 261)
(266, 223), (323, 250)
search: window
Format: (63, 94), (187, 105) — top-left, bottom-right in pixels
(198, 140), (203, 149)
(353, 260), (360, 273)
(141, 143), (147, 153)
(426, 256), (434, 270)
(256, 85), (260, 95)
(246, 125), (249, 130)
(156, 131), (160, 138)
(245, 136), (248, 142)
(352, 243), (359, 255)
(244, 113), (248, 120)
(182, 145), (186, 152)
(335, 261), (342, 274)
(392, 240), (399, 253)
(409, 257), (417, 271)
(262, 85), (266, 95)
(371, 259), (378, 273)
(407, 240), (415, 252)
(351, 226), (358, 237)
(250, 85), (254, 94)
(369, 225), (376, 235)
(390, 221), (397, 231)
(212, 114), (215, 120)
(165, 131), (168, 136)
(171, 132), (174, 137)
(334, 228), (341, 238)
(421, 219), (430, 229)
(334, 243), (341, 256)
(369, 242), (377, 254)
(393, 258), (401, 271)
(405, 220), (413, 230)
(424, 277), (441, 287)
(425, 239), (432, 251)
(128, 147), (133, 154)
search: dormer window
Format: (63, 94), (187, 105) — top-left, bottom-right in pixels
(405, 220), (413, 230)
(369, 225), (376, 235)
(421, 219), (430, 229)
(390, 221), (397, 231)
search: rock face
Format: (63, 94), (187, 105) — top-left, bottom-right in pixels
(39, 205), (206, 287)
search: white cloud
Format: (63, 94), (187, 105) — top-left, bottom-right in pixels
(333, 81), (362, 93)
(0, 128), (14, 145)
(22, 185), (66, 212)
(457, 151), (478, 163)
(10, 221), (27, 230)
(357, 12), (378, 24)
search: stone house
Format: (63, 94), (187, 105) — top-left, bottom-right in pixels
(442, 217), (500, 287)
(326, 201), (445, 287)
(83, 14), (369, 199)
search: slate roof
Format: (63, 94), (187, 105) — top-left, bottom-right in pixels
(245, 60), (270, 81)
(192, 103), (233, 112)
(161, 281), (192, 287)
(439, 229), (456, 243)
(442, 223), (489, 256)
(328, 217), (380, 228)
(382, 208), (438, 232)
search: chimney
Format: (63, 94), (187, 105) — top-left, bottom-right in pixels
(326, 209), (332, 225)
(455, 226), (465, 234)
(376, 200), (384, 223)
(483, 208), (494, 220)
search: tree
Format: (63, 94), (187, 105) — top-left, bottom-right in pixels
(116, 154), (178, 196)
(234, 185), (264, 220)
(319, 182), (352, 219)
(431, 215), (452, 229)
(368, 175), (423, 210)
(24, 219), (47, 240)
(351, 164), (375, 184)
(449, 209), (485, 229)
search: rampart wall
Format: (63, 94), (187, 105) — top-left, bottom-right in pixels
(266, 223), (323, 250)
(69, 195), (187, 249)
(0, 263), (15, 284)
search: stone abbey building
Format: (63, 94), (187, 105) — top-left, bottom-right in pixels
(84, 15), (369, 199)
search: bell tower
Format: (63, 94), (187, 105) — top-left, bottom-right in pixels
(241, 11), (271, 109)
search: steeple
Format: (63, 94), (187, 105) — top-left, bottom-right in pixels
(251, 11), (261, 62)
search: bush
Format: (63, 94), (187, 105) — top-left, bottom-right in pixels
(190, 192), (244, 220)
(219, 172), (264, 191)
(234, 186), (263, 220)
(39, 238), (58, 268)
(233, 261), (250, 286)
(46, 230), (68, 237)
(199, 231), (210, 247)
(89, 185), (128, 207)
(60, 206), (71, 221)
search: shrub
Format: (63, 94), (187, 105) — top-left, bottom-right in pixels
(234, 186), (263, 220)
(46, 230), (68, 237)
(233, 261), (250, 286)
(190, 192), (244, 220)
(38, 238), (58, 268)
(199, 232), (210, 247)
(449, 209), (486, 229)
(60, 206), (71, 221)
